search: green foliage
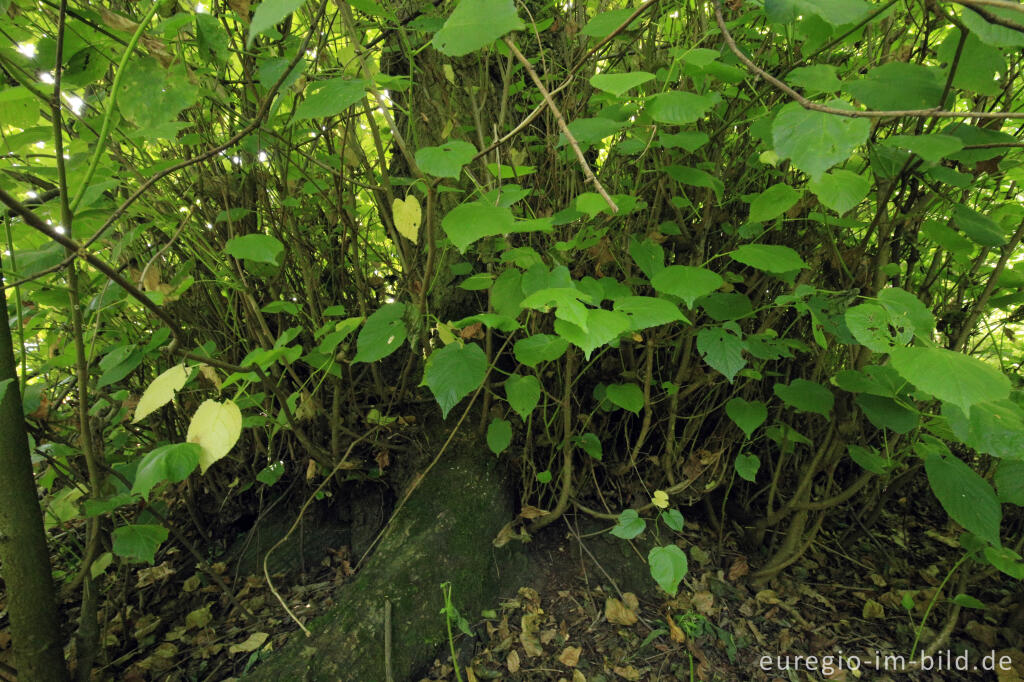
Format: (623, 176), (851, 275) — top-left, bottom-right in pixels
(420, 343), (487, 418)
(432, 0), (523, 56)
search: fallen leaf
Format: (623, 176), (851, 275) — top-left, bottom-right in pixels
(520, 613), (544, 657)
(558, 645), (581, 667)
(692, 590), (714, 615)
(229, 632), (268, 654)
(573, 670), (587, 682)
(667, 613), (686, 643)
(862, 599), (885, 619)
(506, 649), (520, 673)
(727, 555), (749, 581)
(519, 505), (549, 519)
(605, 597), (638, 626)
(613, 664), (643, 680)
(185, 606), (212, 630)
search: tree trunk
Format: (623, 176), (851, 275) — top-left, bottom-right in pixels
(246, 430), (522, 681)
(0, 260), (69, 681)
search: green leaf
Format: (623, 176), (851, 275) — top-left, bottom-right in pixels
(731, 244), (806, 274)
(808, 169), (871, 214)
(883, 134), (964, 163)
(772, 101), (870, 180)
(536, 470), (552, 484)
(581, 8), (640, 37)
(786, 64), (841, 93)
(294, 78), (369, 120)
(650, 266), (723, 308)
(646, 91), (717, 125)
(845, 62), (946, 110)
(415, 140), (477, 178)
(590, 71), (654, 96)
(888, 347), (1010, 416)
(505, 373), (541, 420)
(774, 379), (834, 417)
(856, 394), (919, 434)
(256, 461), (285, 486)
(225, 234), (284, 265)
(725, 398), (767, 439)
(520, 288), (591, 331)
(959, 8), (1024, 48)
(613, 296), (685, 331)
(487, 418), (512, 454)
(249, 0), (306, 45)
(420, 342), (487, 418)
(606, 383), (643, 415)
(132, 443), (202, 499)
(553, 310), (630, 360)
(660, 509), (684, 532)
(696, 326), (745, 382)
(846, 303), (907, 352)
(944, 400), (1024, 459)
(663, 165), (723, 203)
(995, 460), (1024, 506)
(648, 545), (688, 596)
(878, 287), (935, 340)
(432, 0), (524, 56)
(353, 303), (408, 363)
(744, 183), (801, 223)
(952, 594), (986, 610)
(848, 444), (890, 474)
(734, 454), (760, 482)
(442, 202), (516, 252)
(628, 237), (664, 280)
(793, 0), (871, 26)
(513, 334), (569, 367)
(574, 432), (603, 460)
(98, 345), (144, 388)
(924, 451), (1002, 547)
(112, 524), (169, 564)
(610, 509), (646, 539)
(952, 204), (1007, 247)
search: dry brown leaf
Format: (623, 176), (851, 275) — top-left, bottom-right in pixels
(519, 505), (550, 519)
(605, 597), (638, 626)
(756, 589), (780, 605)
(374, 450), (390, 471)
(558, 645), (581, 667)
(520, 613), (544, 657)
(667, 613), (686, 644)
(459, 322), (484, 340)
(136, 562), (175, 587)
(692, 590), (714, 615)
(622, 592), (639, 612)
(227, 0), (250, 19)
(966, 620), (998, 647)
(198, 364), (222, 391)
(727, 555), (749, 581)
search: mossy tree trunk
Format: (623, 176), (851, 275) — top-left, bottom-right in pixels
(246, 434), (520, 681)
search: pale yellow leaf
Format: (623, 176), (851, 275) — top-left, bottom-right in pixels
(393, 195), (421, 243)
(134, 364), (190, 423)
(228, 631), (268, 654)
(187, 399), (243, 474)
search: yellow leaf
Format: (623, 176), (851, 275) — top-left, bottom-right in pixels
(134, 364), (190, 423)
(652, 489), (669, 509)
(393, 195), (421, 243)
(187, 399), (242, 474)
(228, 631), (268, 654)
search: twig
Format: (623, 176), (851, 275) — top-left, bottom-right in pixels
(712, 0), (1024, 120)
(503, 36), (618, 212)
(262, 426), (382, 636)
(384, 599), (394, 682)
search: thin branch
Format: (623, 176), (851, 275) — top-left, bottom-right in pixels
(504, 36), (618, 212)
(713, 0), (1024, 120)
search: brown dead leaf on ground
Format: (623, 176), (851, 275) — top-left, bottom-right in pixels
(506, 649), (520, 673)
(612, 664), (644, 680)
(605, 597), (638, 625)
(727, 555), (749, 581)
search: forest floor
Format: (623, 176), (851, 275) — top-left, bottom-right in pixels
(4, 493), (1024, 681)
